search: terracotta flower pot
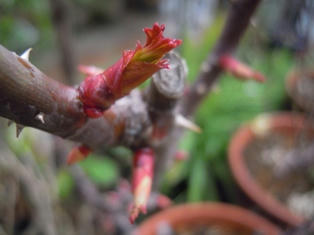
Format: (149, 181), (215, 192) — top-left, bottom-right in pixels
(286, 70), (314, 113)
(135, 203), (281, 235)
(228, 112), (314, 227)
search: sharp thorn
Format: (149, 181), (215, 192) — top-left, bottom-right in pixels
(20, 48), (32, 61)
(175, 114), (202, 133)
(35, 112), (45, 124)
(7, 120), (13, 127)
(16, 124), (24, 138)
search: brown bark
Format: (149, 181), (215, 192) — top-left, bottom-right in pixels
(0, 45), (150, 149)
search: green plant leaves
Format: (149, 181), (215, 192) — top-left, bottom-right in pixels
(79, 154), (118, 187)
(57, 170), (74, 199)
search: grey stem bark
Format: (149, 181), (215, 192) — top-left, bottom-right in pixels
(144, 52), (187, 189)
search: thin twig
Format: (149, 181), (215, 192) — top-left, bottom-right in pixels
(49, 0), (77, 84)
(0, 141), (57, 235)
(181, 0), (262, 116)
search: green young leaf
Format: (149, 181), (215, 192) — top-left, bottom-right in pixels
(187, 158), (218, 202)
(79, 154), (118, 187)
(57, 170), (74, 200)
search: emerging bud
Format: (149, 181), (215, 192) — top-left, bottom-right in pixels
(129, 148), (155, 224)
(174, 150), (189, 161)
(219, 54), (265, 83)
(66, 145), (91, 165)
(78, 65), (103, 76)
(78, 23), (182, 118)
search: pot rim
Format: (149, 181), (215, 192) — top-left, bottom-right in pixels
(135, 202), (281, 235)
(228, 112), (313, 227)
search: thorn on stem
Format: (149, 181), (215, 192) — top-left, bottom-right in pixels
(175, 114), (202, 133)
(16, 124), (24, 138)
(20, 48), (32, 62)
(35, 112), (45, 124)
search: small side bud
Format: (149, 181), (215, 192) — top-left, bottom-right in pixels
(78, 65), (103, 76)
(66, 145), (91, 165)
(219, 54), (266, 83)
(129, 148), (154, 224)
(174, 150), (189, 161)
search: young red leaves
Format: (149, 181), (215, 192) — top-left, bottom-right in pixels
(66, 145), (91, 165)
(129, 148), (155, 224)
(78, 23), (182, 118)
(219, 54), (266, 83)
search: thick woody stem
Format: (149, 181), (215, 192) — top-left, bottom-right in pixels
(0, 44), (83, 137)
(145, 52), (187, 189)
(181, 0), (262, 116)
(0, 45), (150, 149)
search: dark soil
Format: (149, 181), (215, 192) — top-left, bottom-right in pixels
(290, 72), (314, 113)
(244, 132), (314, 219)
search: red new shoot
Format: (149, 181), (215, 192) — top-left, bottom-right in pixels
(78, 23), (182, 118)
(219, 54), (266, 83)
(129, 148), (155, 224)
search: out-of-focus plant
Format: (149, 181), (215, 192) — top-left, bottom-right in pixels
(161, 19), (294, 203)
(0, 0), (53, 51)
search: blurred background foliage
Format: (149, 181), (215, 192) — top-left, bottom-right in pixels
(0, 0), (314, 233)
(0, 0), (53, 52)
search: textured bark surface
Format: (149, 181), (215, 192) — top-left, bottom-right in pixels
(0, 45), (150, 149)
(0, 45), (83, 137)
(145, 52), (187, 188)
